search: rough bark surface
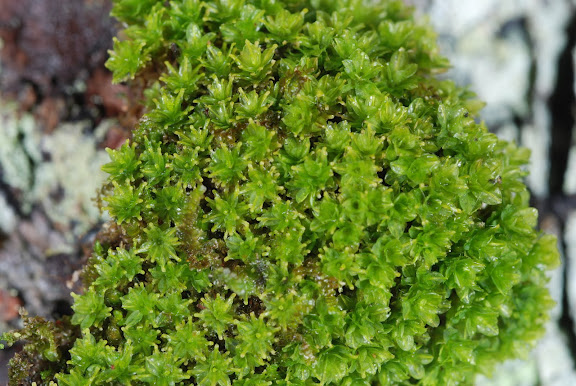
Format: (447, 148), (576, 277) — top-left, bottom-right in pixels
(0, 1), (127, 381)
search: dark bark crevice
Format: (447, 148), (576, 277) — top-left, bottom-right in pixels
(547, 11), (576, 196)
(547, 6), (576, 368)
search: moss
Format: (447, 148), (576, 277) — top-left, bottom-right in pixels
(1, 0), (560, 384)
(2, 311), (79, 385)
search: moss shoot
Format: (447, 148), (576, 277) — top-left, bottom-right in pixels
(1, 0), (560, 385)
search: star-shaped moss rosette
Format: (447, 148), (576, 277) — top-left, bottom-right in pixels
(1, 0), (560, 384)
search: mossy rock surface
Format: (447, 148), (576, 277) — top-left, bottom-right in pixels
(2, 0), (560, 384)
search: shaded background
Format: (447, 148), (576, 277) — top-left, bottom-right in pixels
(0, 0), (575, 384)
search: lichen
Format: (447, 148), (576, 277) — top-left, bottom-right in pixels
(0, 101), (111, 237)
(0, 101), (42, 214)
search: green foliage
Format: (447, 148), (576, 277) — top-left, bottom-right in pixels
(1, 312), (79, 384)
(71, 289), (112, 330)
(3, 0), (561, 384)
(106, 37), (147, 82)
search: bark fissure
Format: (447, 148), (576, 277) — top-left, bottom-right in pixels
(548, 7), (576, 366)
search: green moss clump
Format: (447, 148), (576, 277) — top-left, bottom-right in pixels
(1, 311), (78, 385)
(2, 0), (560, 384)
